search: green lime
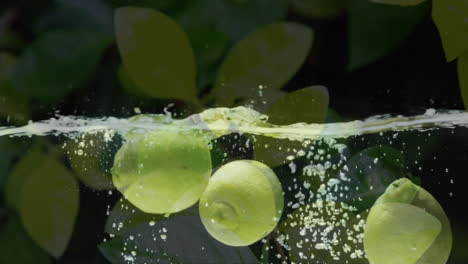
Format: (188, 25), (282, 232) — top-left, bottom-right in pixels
(364, 178), (452, 264)
(199, 160), (283, 246)
(112, 130), (212, 214)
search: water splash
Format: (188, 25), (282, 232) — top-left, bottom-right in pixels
(0, 107), (467, 140)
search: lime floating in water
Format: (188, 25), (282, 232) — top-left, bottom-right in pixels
(199, 160), (283, 246)
(112, 130), (212, 214)
(364, 178), (452, 264)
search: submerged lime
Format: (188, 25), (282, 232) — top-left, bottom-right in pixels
(199, 160), (283, 246)
(364, 178), (452, 264)
(112, 130), (211, 214)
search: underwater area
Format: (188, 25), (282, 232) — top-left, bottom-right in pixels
(1, 0), (468, 264)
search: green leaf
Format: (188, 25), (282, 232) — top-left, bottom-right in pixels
(104, 198), (196, 237)
(100, 215), (258, 264)
(0, 138), (28, 196)
(188, 26), (229, 74)
(12, 30), (112, 102)
(458, 52), (468, 109)
(433, 0), (468, 61)
(370, 0), (426, 6)
(213, 23), (313, 106)
(187, 25), (229, 91)
(5, 145), (43, 210)
(0, 53), (30, 124)
(0, 217), (51, 264)
(0, 52), (17, 83)
(175, 0), (288, 43)
(18, 154), (80, 258)
(114, 7), (197, 102)
(254, 86), (329, 168)
(264, 85), (329, 125)
(62, 132), (121, 190)
(291, 0), (348, 19)
(348, 0), (429, 70)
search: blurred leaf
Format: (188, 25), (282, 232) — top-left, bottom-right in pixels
(187, 26), (229, 91)
(0, 31), (25, 51)
(0, 217), (51, 264)
(105, 198), (196, 237)
(325, 108), (349, 123)
(254, 86), (329, 167)
(34, 0), (113, 34)
(18, 153), (79, 258)
(5, 145), (43, 210)
(348, 0), (429, 70)
(0, 53), (17, 82)
(265, 85), (329, 125)
(337, 146), (405, 211)
(0, 53), (30, 124)
(117, 63), (145, 97)
(62, 132), (121, 190)
(0, 138), (28, 195)
(114, 7), (197, 102)
(369, 0), (426, 6)
(100, 215), (258, 264)
(0, 86), (30, 124)
(175, 0), (288, 42)
(12, 30), (112, 103)
(188, 26), (229, 73)
(458, 52), (468, 109)
(279, 202), (368, 263)
(213, 23), (313, 106)
(106, 0), (188, 12)
(63, 132), (122, 190)
(291, 0), (348, 19)
(433, 0), (468, 61)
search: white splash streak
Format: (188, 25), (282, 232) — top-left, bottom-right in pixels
(0, 108), (467, 140)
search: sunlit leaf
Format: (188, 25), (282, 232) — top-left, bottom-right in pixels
(18, 153), (80, 258)
(458, 52), (468, 109)
(349, 0), (429, 70)
(12, 30), (112, 102)
(254, 86), (329, 168)
(114, 7), (197, 102)
(291, 0), (348, 19)
(100, 215), (258, 264)
(433, 0), (468, 61)
(175, 0), (288, 42)
(0, 217), (51, 264)
(370, 0), (426, 6)
(213, 23), (313, 106)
